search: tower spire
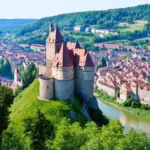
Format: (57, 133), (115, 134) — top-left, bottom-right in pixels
(49, 22), (54, 32)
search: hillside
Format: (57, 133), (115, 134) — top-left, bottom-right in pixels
(18, 4), (150, 36)
(9, 79), (88, 124)
(0, 19), (38, 32)
(2, 79), (150, 149)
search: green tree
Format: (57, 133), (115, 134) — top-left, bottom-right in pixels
(117, 129), (150, 150)
(50, 118), (86, 150)
(146, 18), (150, 35)
(22, 63), (37, 89)
(2, 124), (28, 150)
(24, 110), (54, 150)
(0, 86), (14, 134)
(0, 59), (12, 78)
(141, 57), (147, 62)
(99, 120), (124, 150)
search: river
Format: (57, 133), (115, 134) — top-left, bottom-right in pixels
(97, 99), (150, 136)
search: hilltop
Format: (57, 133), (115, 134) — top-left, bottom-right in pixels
(18, 4), (150, 35)
(16, 4), (150, 47)
(9, 79), (88, 124)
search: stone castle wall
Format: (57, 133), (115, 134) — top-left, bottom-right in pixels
(75, 79), (94, 101)
(75, 67), (94, 103)
(39, 65), (52, 77)
(75, 67), (94, 80)
(52, 67), (74, 80)
(39, 76), (54, 100)
(55, 80), (74, 100)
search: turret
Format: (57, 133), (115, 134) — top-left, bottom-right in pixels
(49, 22), (54, 32)
(74, 49), (95, 107)
(38, 75), (54, 100)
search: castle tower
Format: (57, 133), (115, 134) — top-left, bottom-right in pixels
(39, 75), (54, 100)
(74, 50), (95, 106)
(46, 24), (64, 67)
(52, 42), (74, 100)
(13, 67), (23, 87)
(14, 67), (19, 83)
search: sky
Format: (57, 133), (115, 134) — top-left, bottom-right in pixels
(0, 0), (150, 19)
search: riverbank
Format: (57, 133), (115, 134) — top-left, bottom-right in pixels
(94, 91), (150, 117)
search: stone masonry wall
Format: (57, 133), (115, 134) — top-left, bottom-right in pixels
(55, 80), (74, 100)
(39, 65), (52, 77)
(39, 77), (54, 100)
(52, 67), (74, 80)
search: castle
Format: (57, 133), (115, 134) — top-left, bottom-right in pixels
(38, 24), (96, 108)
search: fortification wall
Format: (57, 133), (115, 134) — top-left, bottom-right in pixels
(75, 67), (94, 80)
(75, 67), (94, 103)
(97, 82), (116, 97)
(39, 65), (52, 77)
(52, 67), (74, 80)
(75, 79), (94, 102)
(39, 77), (54, 100)
(55, 80), (74, 100)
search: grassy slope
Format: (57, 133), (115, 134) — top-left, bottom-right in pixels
(119, 20), (147, 32)
(10, 79), (87, 124)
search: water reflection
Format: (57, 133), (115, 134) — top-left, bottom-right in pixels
(97, 99), (150, 136)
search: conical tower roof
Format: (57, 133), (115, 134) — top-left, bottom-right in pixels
(54, 24), (64, 43)
(75, 40), (82, 49)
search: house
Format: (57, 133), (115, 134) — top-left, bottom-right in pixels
(74, 25), (85, 32)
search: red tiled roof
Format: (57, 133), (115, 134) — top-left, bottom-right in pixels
(67, 41), (82, 50)
(52, 42), (74, 67)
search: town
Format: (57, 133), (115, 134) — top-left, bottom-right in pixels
(1, 31), (150, 101)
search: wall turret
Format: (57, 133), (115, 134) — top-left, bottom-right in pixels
(39, 75), (54, 100)
(74, 50), (95, 107)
